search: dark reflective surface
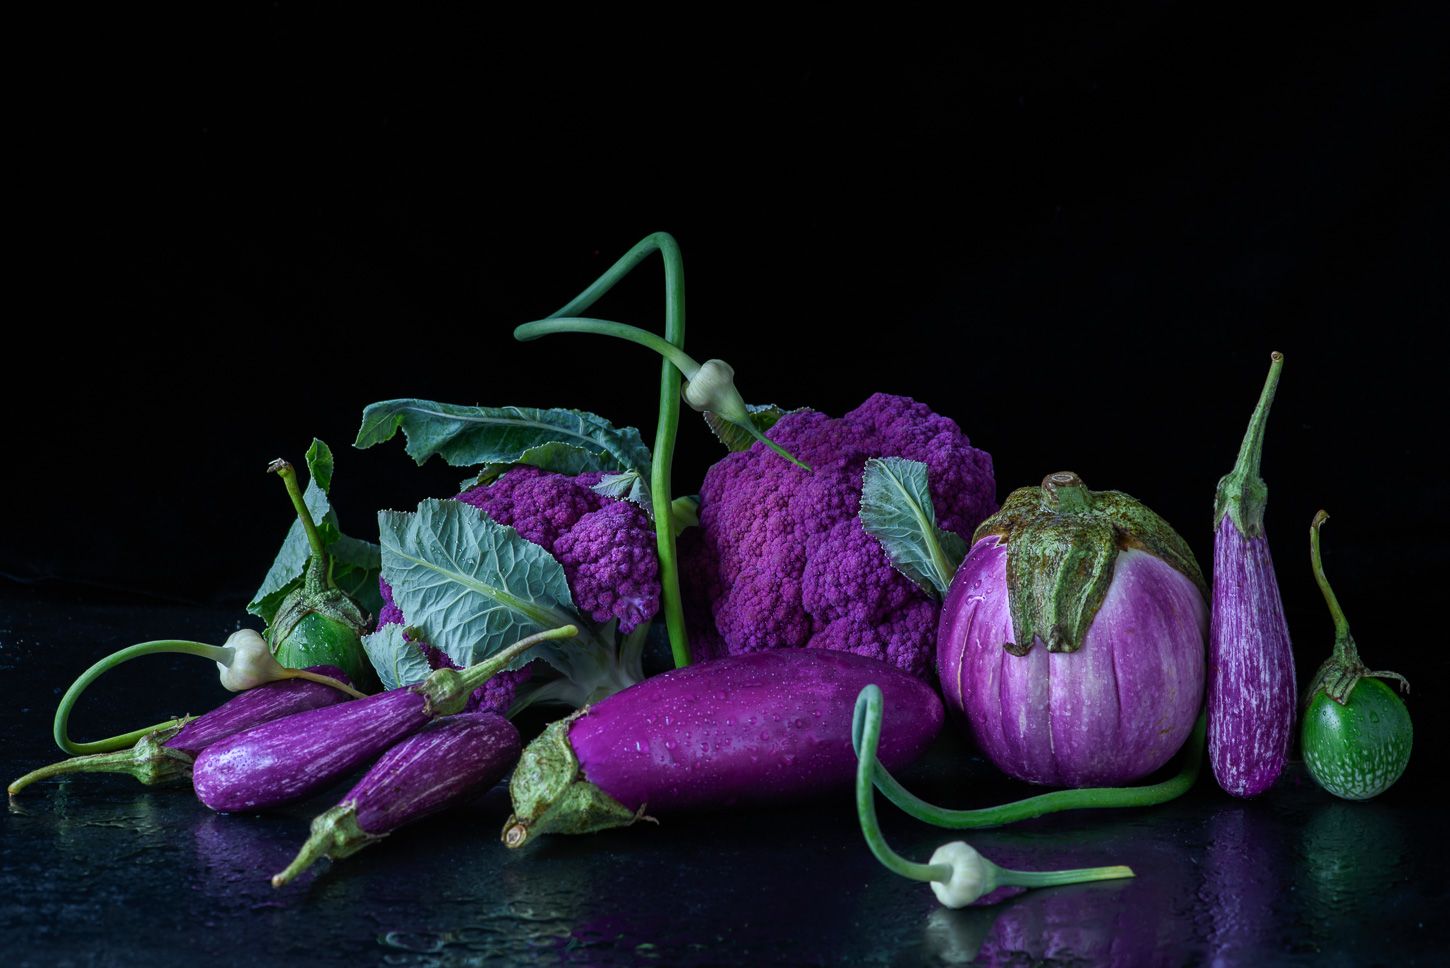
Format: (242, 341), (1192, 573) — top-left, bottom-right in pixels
(3, 588), (1446, 966)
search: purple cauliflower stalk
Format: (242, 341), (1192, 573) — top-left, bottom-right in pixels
(378, 466), (663, 712)
(681, 393), (996, 678)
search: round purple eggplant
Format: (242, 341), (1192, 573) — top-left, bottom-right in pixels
(7, 666), (354, 796)
(503, 650), (944, 847)
(938, 473), (1208, 787)
(271, 711), (521, 886)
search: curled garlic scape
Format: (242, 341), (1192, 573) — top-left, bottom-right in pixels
(50, 631), (364, 757)
(854, 684), (1135, 909)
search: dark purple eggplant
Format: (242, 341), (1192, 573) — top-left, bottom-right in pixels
(7, 666), (354, 796)
(503, 650), (944, 847)
(192, 625), (572, 813)
(271, 711), (521, 886)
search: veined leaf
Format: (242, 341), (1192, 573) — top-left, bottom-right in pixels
(247, 439), (381, 624)
(859, 457), (967, 598)
(356, 400), (651, 477)
(703, 403), (797, 453)
(455, 442), (604, 491)
(305, 438), (334, 496)
(591, 469), (653, 517)
(378, 499), (583, 671)
(330, 535), (384, 616)
(360, 624), (432, 692)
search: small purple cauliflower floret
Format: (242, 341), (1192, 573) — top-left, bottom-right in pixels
(680, 392), (996, 679)
(377, 575), (531, 716)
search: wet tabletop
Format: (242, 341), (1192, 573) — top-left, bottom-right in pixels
(2, 587), (1445, 966)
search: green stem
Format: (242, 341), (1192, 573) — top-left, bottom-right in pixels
(1309, 510), (1353, 651)
(855, 685), (953, 884)
(1230, 352), (1284, 489)
(53, 640), (231, 755)
(995, 864), (1136, 888)
(454, 625), (579, 695)
(270, 459), (329, 565)
(1214, 352), (1283, 536)
(515, 232), (692, 669)
(851, 687), (1204, 829)
(1305, 511), (1409, 704)
(284, 668), (369, 700)
(514, 317), (702, 381)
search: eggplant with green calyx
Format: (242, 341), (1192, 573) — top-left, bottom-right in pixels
(271, 710), (521, 887)
(1300, 511), (1411, 800)
(193, 626), (574, 813)
(10, 664), (356, 796)
(1209, 351), (1295, 798)
(937, 472), (1208, 787)
(262, 452), (375, 690)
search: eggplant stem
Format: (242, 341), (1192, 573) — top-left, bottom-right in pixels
(270, 459), (329, 567)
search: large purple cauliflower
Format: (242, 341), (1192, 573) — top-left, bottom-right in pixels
(681, 392), (996, 678)
(378, 466), (663, 712)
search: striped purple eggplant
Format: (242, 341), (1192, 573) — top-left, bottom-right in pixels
(193, 688), (432, 812)
(271, 711), (521, 886)
(938, 473), (1208, 787)
(7, 666), (354, 796)
(192, 625), (571, 812)
(1208, 352), (1295, 797)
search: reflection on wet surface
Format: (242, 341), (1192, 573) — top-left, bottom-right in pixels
(3, 592), (1443, 965)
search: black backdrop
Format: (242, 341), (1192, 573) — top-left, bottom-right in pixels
(9, 10), (1446, 753)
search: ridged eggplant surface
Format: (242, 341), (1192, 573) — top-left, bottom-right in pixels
(168, 666), (352, 755)
(1208, 517), (1295, 797)
(568, 650), (943, 812)
(348, 712), (521, 834)
(939, 537), (1206, 787)
(193, 688), (430, 812)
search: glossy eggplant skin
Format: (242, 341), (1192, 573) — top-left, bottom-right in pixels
(938, 537), (1206, 787)
(568, 650), (943, 812)
(193, 688), (430, 813)
(167, 666), (352, 756)
(349, 712), (521, 835)
(1208, 517), (1295, 797)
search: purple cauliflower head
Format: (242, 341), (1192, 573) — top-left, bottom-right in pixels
(377, 465), (663, 711)
(680, 392), (996, 678)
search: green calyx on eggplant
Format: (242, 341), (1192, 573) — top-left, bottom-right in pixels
(264, 459), (375, 690)
(1301, 511), (1411, 800)
(972, 472), (1207, 655)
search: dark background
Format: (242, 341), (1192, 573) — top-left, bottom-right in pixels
(8, 9), (1446, 756)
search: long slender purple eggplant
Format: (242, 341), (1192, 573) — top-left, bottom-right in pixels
(1208, 351), (1295, 797)
(193, 625), (573, 813)
(271, 711), (521, 887)
(8, 666), (355, 796)
(503, 650), (943, 847)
